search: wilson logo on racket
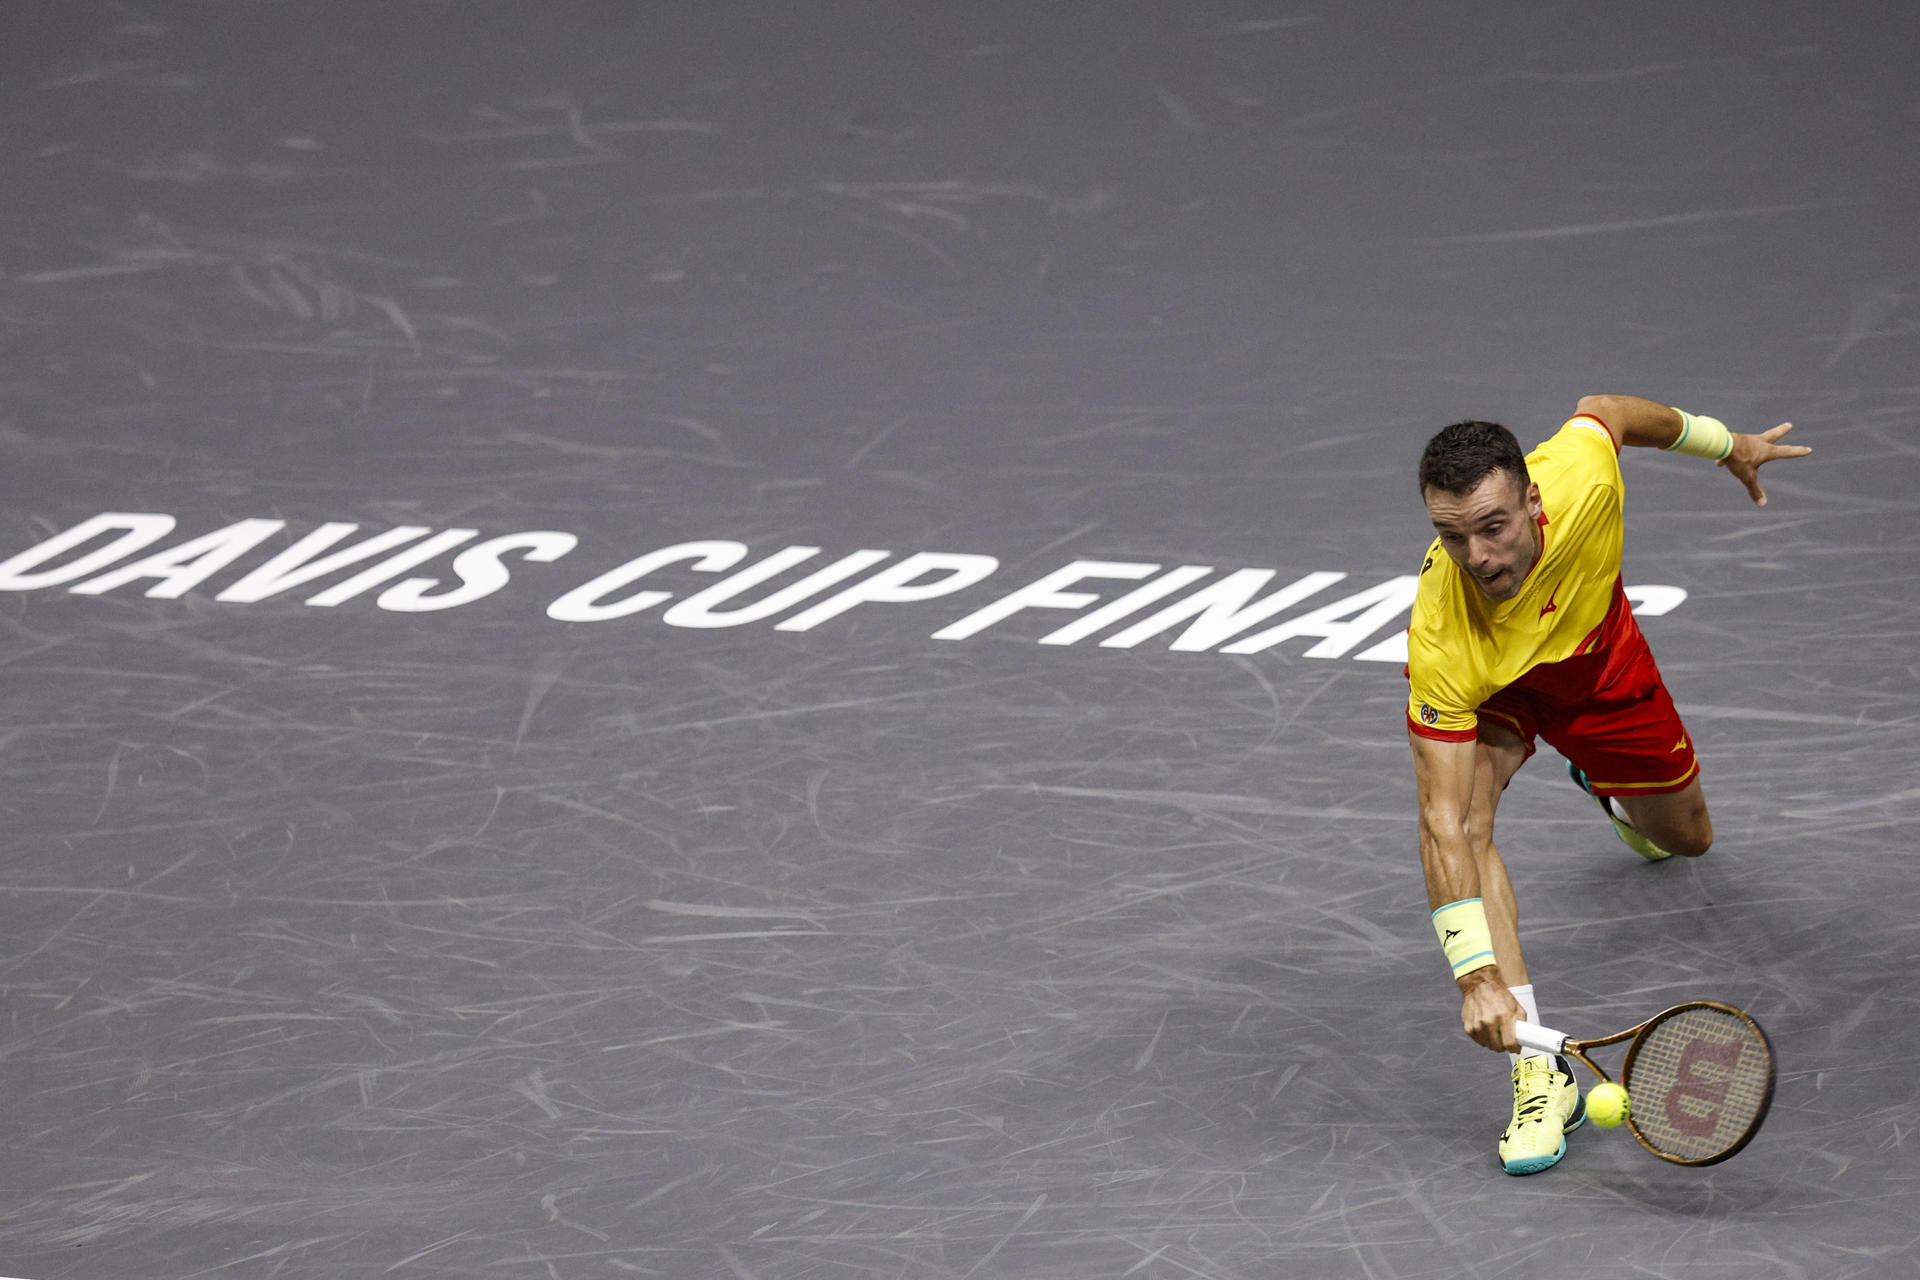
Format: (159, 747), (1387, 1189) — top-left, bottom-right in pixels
(1665, 1038), (1745, 1136)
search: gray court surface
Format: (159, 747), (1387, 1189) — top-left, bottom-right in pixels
(3, 3), (1917, 1277)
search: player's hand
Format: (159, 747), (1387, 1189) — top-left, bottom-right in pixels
(1458, 970), (1523, 1053)
(1719, 422), (1811, 507)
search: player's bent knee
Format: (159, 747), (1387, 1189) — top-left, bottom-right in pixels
(1671, 830), (1713, 858)
(1668, 818), (1713, 858)
(1625, 792), (1712, 858)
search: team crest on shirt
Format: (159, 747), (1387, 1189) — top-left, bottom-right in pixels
(1419, 703), (1439, 725)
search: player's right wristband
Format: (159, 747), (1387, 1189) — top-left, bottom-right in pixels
(1432, 898), (1497, 980)
(1664, 409), (1735, 460)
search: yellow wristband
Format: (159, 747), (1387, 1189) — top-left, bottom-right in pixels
(1432, 898), (1496, 979)
(1665, 409), (1735, 461)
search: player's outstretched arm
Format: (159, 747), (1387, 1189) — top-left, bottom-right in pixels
(1575, 394), (1812, 507)
(1409, 729), (1523, 1052)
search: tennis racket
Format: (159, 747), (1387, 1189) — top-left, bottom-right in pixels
(1516, 1000), (1775, 1166)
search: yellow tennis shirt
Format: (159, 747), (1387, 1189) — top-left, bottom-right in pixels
(1407, 415), (1625, 741)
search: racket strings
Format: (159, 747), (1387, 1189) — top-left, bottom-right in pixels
(1622, 1006), (1771, 1162)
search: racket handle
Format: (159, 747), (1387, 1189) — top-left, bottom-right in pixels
(1515, 1020), (1568, 1056)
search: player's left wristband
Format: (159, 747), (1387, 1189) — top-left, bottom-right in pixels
(1432, 898), (1497, 980)
(1665, 409), (1735, 460)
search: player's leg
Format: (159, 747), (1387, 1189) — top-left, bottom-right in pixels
(1558, 645), (1708, 861)
(1613, 776), (1712, 857)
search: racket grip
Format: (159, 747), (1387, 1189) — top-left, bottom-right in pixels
(1515, 1020), (1568, 1056)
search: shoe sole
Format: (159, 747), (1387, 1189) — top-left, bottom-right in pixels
(1503, 1138), (1566, 1175)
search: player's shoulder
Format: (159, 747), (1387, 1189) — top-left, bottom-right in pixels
(1529, 414), (1623, 494)
(1405, 569), (1485, 733)
(1410, 537), (1456, 610)
(1528, 414), (1619, 466)
(1408, 540), (1476, 650)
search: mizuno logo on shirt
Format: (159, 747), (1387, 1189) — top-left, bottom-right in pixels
(1539, 581), (1562, 619)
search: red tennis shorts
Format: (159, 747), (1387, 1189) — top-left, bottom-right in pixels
(1477, 598), (1700, 798)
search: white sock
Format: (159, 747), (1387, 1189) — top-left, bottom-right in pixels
(1603, 792), (1639, 830)
(1508, 984), (1541, 1068)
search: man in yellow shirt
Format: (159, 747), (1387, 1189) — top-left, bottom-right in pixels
(1407, 394), (1809, 1174)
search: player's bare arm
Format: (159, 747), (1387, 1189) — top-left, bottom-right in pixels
(1409, 728), (1524, 1053)
(1574, 394), (1812, 506)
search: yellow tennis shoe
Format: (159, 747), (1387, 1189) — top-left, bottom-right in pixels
(1500, 1054), (1585, 1175)
(1567, 762), (1673, 862)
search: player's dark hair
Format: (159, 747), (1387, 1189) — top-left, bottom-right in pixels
(1418, 420), (1530, 498)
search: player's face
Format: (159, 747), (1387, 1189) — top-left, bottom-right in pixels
(1423, 470), (1543, 602)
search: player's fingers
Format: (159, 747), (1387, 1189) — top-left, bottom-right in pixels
(1760, 421), (1796, 442)
(1466, 1011), (1511, 1053)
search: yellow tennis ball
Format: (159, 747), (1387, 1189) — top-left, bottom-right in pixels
(1587, 1082), (1630, 1128)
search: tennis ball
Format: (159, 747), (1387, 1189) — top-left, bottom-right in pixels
(1587, 1082), (1630, 1128)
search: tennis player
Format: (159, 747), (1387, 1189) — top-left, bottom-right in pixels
(1406, 395), (1809, 1174)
